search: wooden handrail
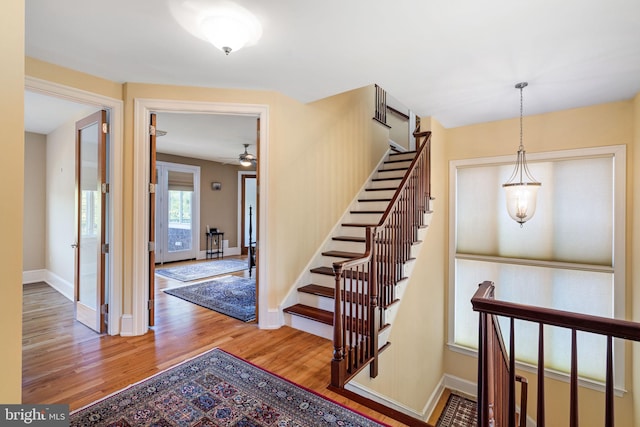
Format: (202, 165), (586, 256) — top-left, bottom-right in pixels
(331, 128), (432, 388)
(472, 282), (640, 341)
(473, 281), (640, 427)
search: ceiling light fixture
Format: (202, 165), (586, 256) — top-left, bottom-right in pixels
(199, 4), (262, 55)
(502, 82), (541, 227)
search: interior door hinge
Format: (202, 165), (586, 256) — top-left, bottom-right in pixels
(149, 125), (156, 136)
(102, 183), (110, 194)
(101, 243), (109, 254)
(149, 183), (156, 194)
(102, 123), (109, 134)
(148, 241), (155, 252)
(148, 300), (154, 310)
(101, 303), (109, 314)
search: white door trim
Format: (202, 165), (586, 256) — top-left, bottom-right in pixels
(25, 76), (124, 336)
(133, 98), (270, 336)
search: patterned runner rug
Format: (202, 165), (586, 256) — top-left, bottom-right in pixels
(164, 276), (256, 322)
(71, 348), (388, 426)
(156, 259), (248, 282)
(436, 393), (477, 427)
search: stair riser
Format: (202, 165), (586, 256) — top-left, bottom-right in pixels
(299, 292), (335, 312)
(360, 189), (396, 200)
(388, 153), (415, 162)
(354, 200), (390, 211)
(285, 313), (333, 340)
(337, 226), (368, 239)
(346, 212), (383, 224)
(369, 179), (402, 189)
(382, 159), (412, 169)
(310, 273), (367, 288)
(376, 169), (406, 180)
(329, 240), (366, 253)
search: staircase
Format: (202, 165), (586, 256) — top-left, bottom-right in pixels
(283, 129), (432, 390)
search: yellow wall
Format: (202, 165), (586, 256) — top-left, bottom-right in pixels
(26, 57), (122, 101)
(0, 0), (24, 403)
(443, 100), (636, 426)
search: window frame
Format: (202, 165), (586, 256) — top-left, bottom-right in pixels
(448, 144), (627, 392)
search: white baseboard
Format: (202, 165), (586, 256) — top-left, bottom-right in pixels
(259, 308), (283, 330)
(44, 271), (74, 301)
(345, 381), (428, 421)
(120, 315), (135, 336)
(23, 269), (47, 284)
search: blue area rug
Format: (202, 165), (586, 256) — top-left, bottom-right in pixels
(164, 276), (256, 322)
(70, 348), (388, 426)
(156, 259), (248, 282)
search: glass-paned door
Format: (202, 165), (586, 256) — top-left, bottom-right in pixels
(74, 110), (107, 333)
(155, 162), (200, 263)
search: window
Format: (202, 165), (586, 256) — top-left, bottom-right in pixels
(449, 145), (626, 387)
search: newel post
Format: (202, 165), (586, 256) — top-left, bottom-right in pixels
(331, 262), (346, 387)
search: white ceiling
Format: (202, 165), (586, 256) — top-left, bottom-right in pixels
(24, 0), (640, 138)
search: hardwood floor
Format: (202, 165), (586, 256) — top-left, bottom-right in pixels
(22, 259), (408, 426)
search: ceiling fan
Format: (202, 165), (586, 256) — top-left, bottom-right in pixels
(239, 144), (257, 167)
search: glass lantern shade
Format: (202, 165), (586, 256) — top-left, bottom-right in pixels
(503, 182), (541, 225)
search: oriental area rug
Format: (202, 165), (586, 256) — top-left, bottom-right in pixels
(436, 393), (477, 427)
(164, 276), (256, 322)
(70, 348), (388, 427)
(156, 259), (248, 282)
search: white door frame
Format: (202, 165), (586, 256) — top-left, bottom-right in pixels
(25, 76), (124, 336)
(132, 99), (270, 336)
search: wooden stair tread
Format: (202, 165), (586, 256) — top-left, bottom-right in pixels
(283, 304), (333, 325)
(322, 250), (364, 259)
(372, 177), (402, 182)
(299, 284), (334, 298)
(350, 210), (384, 214)
(310, 266), (369, 281)
(332, 236), (366, 243)
(358, 198), (392, 202)
(342, 222), (377, 228)
(364, 187), (396, 192)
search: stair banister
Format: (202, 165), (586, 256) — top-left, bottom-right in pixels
(331, 130), (432, 388)
(472, 281), (640, 427)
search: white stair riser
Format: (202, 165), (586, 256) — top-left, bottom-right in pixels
(354, 200), (390, 211)
(285, 314), (333, 340)
(346, 212), (383, 224)
(369, 179), (402, 189)
(310, 273), (368, 288)
(299, 292), (335, 311)
(359, 189), (396, 200)
(329, 240), (366, 253)
(376, 169), (406, 179)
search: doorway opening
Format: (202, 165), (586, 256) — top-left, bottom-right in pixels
(132, 100), (269, 336)
(24, 77), (124, 335)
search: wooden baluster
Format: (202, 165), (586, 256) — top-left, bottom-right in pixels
(478, 310), (488, 427)
(537, 323), (545, 427)
(509, 318), (516, 427)
(369, 229), (379, 378)
(605, 335), (614, 427)
(570, 329), (578, 427)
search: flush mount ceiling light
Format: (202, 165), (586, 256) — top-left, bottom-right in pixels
(502, 82), (541, 227)
(199, 5), (262, 55)
(168, 0), (262, 56)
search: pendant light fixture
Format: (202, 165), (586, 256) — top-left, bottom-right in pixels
(502, 82), (541, 227)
